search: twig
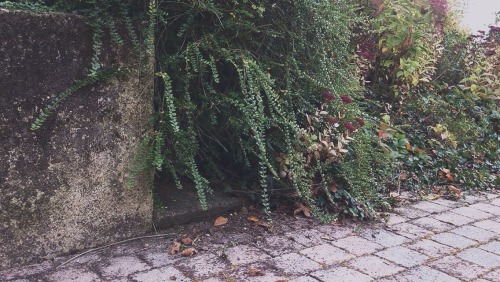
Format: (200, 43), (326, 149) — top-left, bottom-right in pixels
(56, 233), (174, 269)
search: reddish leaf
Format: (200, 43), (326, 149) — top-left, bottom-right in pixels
(180, 248), (197, 257)
(214, 216), (228, 227)
(167, 241), (181, 255)
(181, 237), (193, 246)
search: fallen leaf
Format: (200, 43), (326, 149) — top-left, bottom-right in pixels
(438, 168), (454, 182)
(329, 182), (337, 193)
(180, 248), (197, 257)
(247, 216), (259, 222)
(448, 185), (462, 197)
(378, 130), (388, 139)
(214, 216), (228, 227)
(181, 237), (193, 245)
(248, 267), (265, 277)
(167, 241), (181, 255)
(294, 203), (312, 218)
(399, 171), (408, 180)
(169, 275), (177, 281)
(422, 193), (441, 200)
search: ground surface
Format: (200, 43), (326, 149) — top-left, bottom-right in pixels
(1, 191), (499, 282)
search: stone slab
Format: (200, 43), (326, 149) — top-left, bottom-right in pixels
(300, 244), (354, 265)
(411, 201), (451, 213)
(451, 207), (494, 220)
(376, 246), (429, 267)
(450, 225), (498, 242)
(474, 220), (500, 234)
(431, 232), (478, 249)
(457, 248), (500, 268)
(479, 241), (500, 256)
(429, 255), (489, 280)
(271, 253), (322, 275)
(411, 217), (454, 232)
(99, 256), (150, 278)
(332, 236), (383, 255)
(390, 222), (434, 239)
(225, 245), (271, 265)
(407, 239), (456, 258)
(176, 253), (229, 278)
(432, 212), (476, 226)
(361, 229), (410, 247)
(469, 203), (500, 216)
(378, 266), (460, 282)
(348, 255), (405, 278)
(311, 266), (373, 282)
(131, 266), (190, 282)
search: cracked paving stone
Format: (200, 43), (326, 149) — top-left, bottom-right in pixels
(411, 217), (454, 232)
(311, 266), (372, 282)
(99, 256), (150, 278)
(376, 246), (429, 267)
(131, 266), (190, 282)
(300, 243), (354, 265)
(451, 206), (494, 220)
(474, 220), (500, 234)
(255, 235), (303, 257)
(45, 268), (100, 282)
(271, 253), (322, 275)
(384, 214), (408, 226)
(407, 239), (456, 258)
(431, 232), (478, 249)
(361, 229), (410, 247)
(411, 201), (451, 213)
(457, 248), (500, 268)
(429, 255), (489, 280)
(432, 212), (476, 226)
(347, 255), (405, 278)
(315, 225), (353, 239)
(331, 236), (383, 255)
(480, 241), (500, 256)
(483, 269), (500, 281)
(450, 225), (498, 242)
(176, 253), (229, 278)
(227, 262), (287, 282)
(389, 222), (434, 240)
(225, 245), (271, 265)
(469, 203), (500, 216)
(377, 266), (460, 282)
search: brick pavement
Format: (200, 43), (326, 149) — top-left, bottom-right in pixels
(1, 191), (499, 282)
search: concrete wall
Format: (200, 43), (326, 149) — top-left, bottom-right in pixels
(0, 10), (153, 269)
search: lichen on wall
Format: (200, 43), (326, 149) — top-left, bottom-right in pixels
(0, 10), (153, 270)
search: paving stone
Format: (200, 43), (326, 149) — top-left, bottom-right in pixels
(474, 220), (500, 234)
(430, 198), (462, 208)
(479, 241), (500, 256)
(0, 261), (54, 280)
(255, 235), (303, 257)
(300, 243), (354, 265)
(394, 207), (430, 219)
(131, 266), (190, 282)
(389, 222), (434, 239)
(429, 255), (489, 280)
(377, 266), (461, 282)
(331, 236), (383, 255)
(285, 229), (325, 247)
(225, 245), (271, 265)
(46, 268), (100, 282)
(288, 275), (319, 282)
(469, 203), (500, 216)
(411, 217), (454, 232)
(433, 212), (476, 226)
(361, 229), (410, 247)
(457, 248), (500, 268)
(201, 278), (225, 282)
(315, 225), (353, 239)
(311, 266), (373, 282)
(431, 232), (478, 248)
(451, 206), (494, 220)
(347, 255), (405, 278)
(142, 251), (183, 268)
(176, 253), (229, 278)
(384, 213), (408, 225)
(412, 201), (451, 213)
(491, 198), (500, 207)
(227, 262), (287, 282)
(472, 279), (493, 282)
(483, 269), (500, 281)
(407, 239), (456, 258)
(461, 194), (487, 204)
(375, 246), (429, 267)
(483, 192), (500, 200)
(271, 253), (322, 275)
(99, 256), (150, 278)
(450, 225), (498, 242)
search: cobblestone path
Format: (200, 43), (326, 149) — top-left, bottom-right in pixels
(2, 192), (499, 282)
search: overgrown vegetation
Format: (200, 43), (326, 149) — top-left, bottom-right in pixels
(4, 0), (498, 221)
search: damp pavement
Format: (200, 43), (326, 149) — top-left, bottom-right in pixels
(1, 191), (500, 282)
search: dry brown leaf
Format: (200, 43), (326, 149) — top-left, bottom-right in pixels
(180, 248), (197, 257)
(214, 216), (228, 227)
(248, 267), (265, 277)
(399, 171), (408, 181)
(167, 241), (181, 255)
(169, 275), (177, 281)
(181, 237), (193, 246)
(247, 216), (259, 222)
(448, 185), (462, 197)
(438, 168), (454, 182)
(294, 203), (312, 218)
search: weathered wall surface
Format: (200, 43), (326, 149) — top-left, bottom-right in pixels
(0, 10), (153, 269)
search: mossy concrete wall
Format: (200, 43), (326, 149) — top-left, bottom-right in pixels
(0, 10), (153, 269)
